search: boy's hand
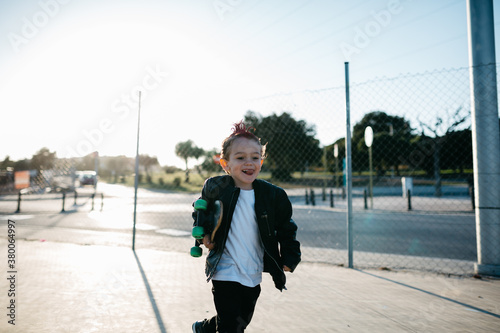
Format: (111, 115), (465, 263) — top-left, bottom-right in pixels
(283, 265), (292, 272)
(202, 234), (215, 250)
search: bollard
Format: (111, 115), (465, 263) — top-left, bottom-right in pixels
(364, 188), (368, 209)
(61, 192), (66, 212)
(342, 187), (346, 200)
(74, 191), (78, 205)
(407, 189), (412, 211)
(100, 193), (104, 211)
(322, 187), (326, 201)
(91, 193), (95, 211)
(469, 185), (475, 210)
(305, 190), (309, 205)
(15, 191), (21, 213)
(330, 189), (334, 208)
(310, 189), (316, 206)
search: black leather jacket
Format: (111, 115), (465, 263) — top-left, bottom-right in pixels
(195, 175), (301, 291)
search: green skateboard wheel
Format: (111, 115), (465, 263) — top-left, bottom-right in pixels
(191, 246), (202, 257)
(192, 226), (205, 239)
(194, 199), (208, 211)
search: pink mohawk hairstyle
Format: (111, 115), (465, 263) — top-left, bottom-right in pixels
(229, 121), (257, 139)
(221, 120), (266, 160)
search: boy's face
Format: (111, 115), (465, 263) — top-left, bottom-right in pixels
(220, 137), (263, 190)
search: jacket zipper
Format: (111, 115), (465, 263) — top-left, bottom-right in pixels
(261, 212), (272, 237)
(260, 211), (287, 290)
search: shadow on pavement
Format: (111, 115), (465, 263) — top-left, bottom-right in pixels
(357, 269), (500, 319)
(134, 250), (168, 333)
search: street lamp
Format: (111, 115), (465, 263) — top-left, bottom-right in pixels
(365, 126), (374, 209)
(333, 143), (339, 193)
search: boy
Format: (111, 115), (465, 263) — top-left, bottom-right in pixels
(192, 121), (301, 333)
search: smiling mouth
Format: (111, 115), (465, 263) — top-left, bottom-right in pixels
(243, 169), (254, 175)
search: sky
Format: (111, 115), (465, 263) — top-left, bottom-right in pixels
(1, 0), (499, 168)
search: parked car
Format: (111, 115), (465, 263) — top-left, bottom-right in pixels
(77, 171), (97, 186)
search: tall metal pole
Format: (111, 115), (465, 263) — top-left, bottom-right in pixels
(132, 91), (142, 251)
(467, 0), (500, 276)
(365, 126), (374, 209)
(345, 62), (353, 268)
(368, 146), (373, 209)
(334, 144), (339, 194)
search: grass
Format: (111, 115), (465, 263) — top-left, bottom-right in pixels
(102, 171), (217, 193)
(101, 168), (472, 193)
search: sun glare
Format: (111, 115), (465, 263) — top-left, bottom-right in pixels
(1, 4), (251, 166)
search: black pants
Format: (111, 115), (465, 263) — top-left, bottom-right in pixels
(202, 280), (261, 333)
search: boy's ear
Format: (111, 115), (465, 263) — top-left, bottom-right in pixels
(220, 158), (229, 171)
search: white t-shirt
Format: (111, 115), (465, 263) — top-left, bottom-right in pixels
(212, 189), (264, 287)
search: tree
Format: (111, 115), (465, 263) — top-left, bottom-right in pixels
(352, 111), (414, 176)
(418, 106), (470, 196)
(196, 149), (221, 178)
(14, 159), (30, 171)
(244, 111), (322, 181)
(325, 138), (346, 187)
(0, 156), (14, 170)
(105, 155), (132, 182)
(440, 129), (472, 174)
(31, 147), (57, 171)
(139, 154), (160, 182)
(77, 153), (97, 171)
(175, 140), (204, 182)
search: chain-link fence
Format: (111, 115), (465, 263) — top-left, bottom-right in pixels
(1, 66), (498, 276)
(239, 65), (498, 276)
(0, 158), (100, 214)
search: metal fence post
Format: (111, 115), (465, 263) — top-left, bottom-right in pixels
(132, 91), (142, 251)
(15, 191), (21, 213)
(468, 0), (500, 276)
(345, 61), (353, 269)
(364, 189), (368, 210)
(407, 190), (412, 211)
(61, 192), (66, 212)
(469, 185), (475, 210)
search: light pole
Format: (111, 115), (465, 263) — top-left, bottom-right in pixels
(334, 143), (339, 195)
(132, 91), (142, 251)
(365, 126), (374, 209)
(467, 0), (500, 276)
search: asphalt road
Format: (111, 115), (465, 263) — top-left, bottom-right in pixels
(0, 183), (476, 273)
(294, 208), (476, 260)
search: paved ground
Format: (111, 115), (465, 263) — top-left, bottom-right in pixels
(1, 185), (494, 332)
(0, 238), (498, 333)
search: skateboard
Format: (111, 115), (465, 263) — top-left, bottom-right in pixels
(190, 199), (223, 257)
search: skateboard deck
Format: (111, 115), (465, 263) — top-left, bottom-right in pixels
(190, 199), (223, 257)
(211, 200), (223, 242)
